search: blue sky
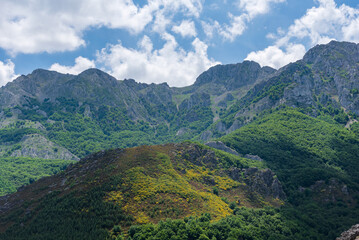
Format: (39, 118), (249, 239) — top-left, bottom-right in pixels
(0, 0), (358, 87)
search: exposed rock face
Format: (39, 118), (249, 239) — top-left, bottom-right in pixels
(282, 41), (359, 113)
(0, 69), (176, 122)
(227, 167), (286, 200)
(180, 143), (218, 168)
(205, 141), (239, 155)
(10, 134), (79, 160)
(299, 178), (351, 203)
(244, 154), (263, 161)
(179, 92), (211, 110)
(199, 130), (213, 142)
(194, 61), (276, 94)
(336, 224), (359, 240)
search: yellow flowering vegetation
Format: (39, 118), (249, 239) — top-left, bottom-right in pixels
(185, 168), (241, 190)
(105, 152), (234, 224)
(104, 144), (282, 225)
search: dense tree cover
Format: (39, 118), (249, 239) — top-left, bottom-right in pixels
(0, 157), (76, 195)
(222, 108), (359, 192)
(221, 107), (359, 238)
(0, 128), (41, 144)
(0, 182), (133, 240)
(127, 207), (319, 240)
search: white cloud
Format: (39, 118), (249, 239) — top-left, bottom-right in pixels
(96, 34), (219, 87)
(246, 44), (306, 69)
(342, 18), (359, 42)
(0, 0), (203, 55)
(220, 0), (286, 41)
(283, 0), (359, 45)
(238, 0), (286, 18)
(220, 13), (249, 41)
(172, 20), (197, 38)
(246, 0), (359, 68)
(201, 20), (221, 39)
(0, 60), (19, 86)
(49, 56), (95, 75)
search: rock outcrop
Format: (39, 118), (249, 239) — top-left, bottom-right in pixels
(227, 167), (286, 200)
(10, 134), (79, 160)
(205, 141), (239, 155)
(336, 224), (359, 240)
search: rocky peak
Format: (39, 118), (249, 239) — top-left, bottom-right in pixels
(303, 41), (359, 66)
(193, 61), (276, 92)
(77, 68), (118, 86)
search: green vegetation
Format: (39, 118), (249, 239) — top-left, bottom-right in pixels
(221, 108), (359, 238)
(0, 157), (76, 195)
(0, 184), (131, 240)
(2, 44), (359, 239)
(12, 97), (213, 158)
(0, 143), (284, 239)
(1, 106), (358, 239)
(222, 108), (359, 192)
(127, 208), (313, 240)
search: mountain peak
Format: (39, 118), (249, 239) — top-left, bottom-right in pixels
(78, 68), (113, 78)
(303, 40), (359, 65)
(193, 60), (276, 92)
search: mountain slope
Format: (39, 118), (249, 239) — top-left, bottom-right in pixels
(221, 108), (359, 239)
(0, 142), (284, 239)
(209, 41), (359, 138)
(1, 41), (359, 197)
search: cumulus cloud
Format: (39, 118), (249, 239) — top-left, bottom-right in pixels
(219, 0), (286, 41)
(0, 0), (203, 55)
(282, 0), (359, 45)
(220, 14), (249, 41)
(49, 56), (95, 75)
(96, 34), (219, 87)
(238, 0), (286, 18)
(0, 60), (19, 87)
(172, 20), (197, 38)
(246, 44), (306, 69)
(246, 0), (359, 68)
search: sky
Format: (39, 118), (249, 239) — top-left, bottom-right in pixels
(0, 0), (358, 87)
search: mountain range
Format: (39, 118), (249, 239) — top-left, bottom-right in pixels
(0, 41), (359, 239)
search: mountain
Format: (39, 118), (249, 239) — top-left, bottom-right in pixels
(0, 41), (359, 239)
(210, 41), (359, 138)
(1, 41), (359, 195)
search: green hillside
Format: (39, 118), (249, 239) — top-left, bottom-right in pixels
(0, 157), (76, 195)
(0, 142), (284, 239)
(221, 108), (359, 239)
